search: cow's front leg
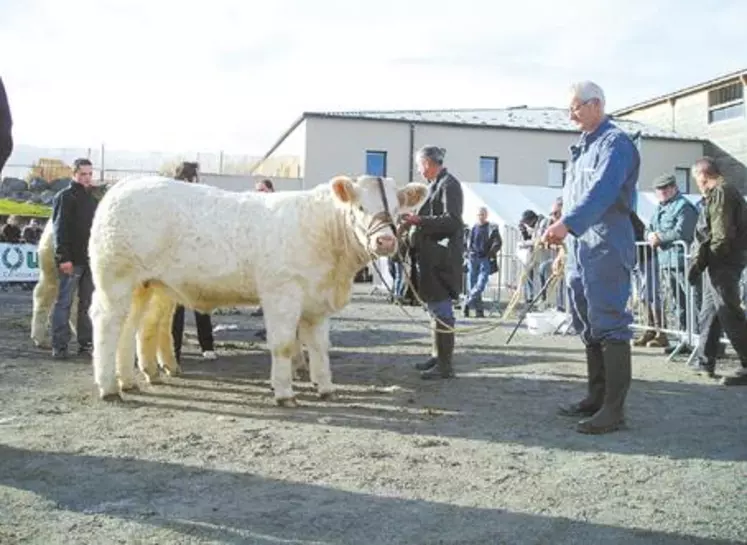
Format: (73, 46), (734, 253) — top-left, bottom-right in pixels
(263, 296), (303, 407)
(299, 317), (334, 400)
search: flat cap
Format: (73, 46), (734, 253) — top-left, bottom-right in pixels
(653, 173), (677, 189)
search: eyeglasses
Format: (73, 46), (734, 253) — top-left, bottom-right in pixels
(568, 99), (591, 115)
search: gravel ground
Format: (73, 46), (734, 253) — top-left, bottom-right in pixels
(0, 284), (745, 545)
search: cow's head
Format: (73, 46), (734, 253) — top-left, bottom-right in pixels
(330, 175), (428, 257)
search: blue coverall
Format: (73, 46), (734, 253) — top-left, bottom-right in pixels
(562, 117), (640, 345)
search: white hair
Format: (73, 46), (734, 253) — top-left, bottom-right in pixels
(569, 81), (606, 110)
(477, 206), (488, 214)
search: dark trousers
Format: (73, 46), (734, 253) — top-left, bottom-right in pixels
(51, 264), (93, 351)
(172, 305), (214, 360)
(665, 267), (689, 331)
(696, 263), (747, 367)
(0, 132), (12, 173)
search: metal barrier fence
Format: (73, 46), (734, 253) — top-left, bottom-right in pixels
(630, 240), (694, 359)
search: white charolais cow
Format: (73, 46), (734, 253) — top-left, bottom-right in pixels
(31, 217), (181, 381)
(88, 174), (428, 405)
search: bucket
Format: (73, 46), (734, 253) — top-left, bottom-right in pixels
(525, 310), (568, 335)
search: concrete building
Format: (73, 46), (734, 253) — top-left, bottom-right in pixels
(613, 68), (746, 192)
(261, 107), (704, 192)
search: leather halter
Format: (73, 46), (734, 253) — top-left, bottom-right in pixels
(374, 176), (397, 238)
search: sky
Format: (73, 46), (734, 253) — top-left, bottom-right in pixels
(1, 0), (745, 156)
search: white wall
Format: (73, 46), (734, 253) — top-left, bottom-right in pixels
(304, 117), (411, 188)
(200, 173), (303, 192)
(300, 116), (704, 193)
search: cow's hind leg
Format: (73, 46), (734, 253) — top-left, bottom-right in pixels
(155, 295), (179, 377)
(298, 316), (334, 400)
(135, 288), (174, 384)
(116, 285), (150, 392)
(30, 269), (58, 348)
(262, 293), (303, 407)
(291, 332), (309, 382)
(90, 282), (135, 401)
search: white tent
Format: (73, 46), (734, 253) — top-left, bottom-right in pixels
(460, 182), (708, 227)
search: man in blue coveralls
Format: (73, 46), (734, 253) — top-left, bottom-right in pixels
(544, 81), (640, 435)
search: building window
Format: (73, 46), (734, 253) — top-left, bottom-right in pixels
(479, 156), (498, 184)
(547, 160), (566, 188)
(708, 81), (745, 123)
(675, 167), (691, 193)
(365, 150), (387, 176)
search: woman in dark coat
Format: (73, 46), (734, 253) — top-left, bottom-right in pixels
(400, 146), (464, 379)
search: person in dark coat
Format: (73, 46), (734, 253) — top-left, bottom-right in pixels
(688, 157), (747, 386)
(170, 161), (217, 362)
(50, 158), (98, 359)
(0, 76), (12, 174)
(401, 145), (464, 379)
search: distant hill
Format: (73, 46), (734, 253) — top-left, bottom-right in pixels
(3, 144), (301, 179)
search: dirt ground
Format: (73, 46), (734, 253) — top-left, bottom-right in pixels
(0, 284), (745, 545)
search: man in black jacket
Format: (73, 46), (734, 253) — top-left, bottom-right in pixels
(50, 158), (98, 359)
(463, 206), (502, 317)
(401, 145), (464, 379)
(0, 76), (12, 174)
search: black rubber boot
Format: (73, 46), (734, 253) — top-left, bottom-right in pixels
(576, 340), (631, 434)
(415, 320), (439, 371)
(558, 343), (605, 417)
(420, 322), (455, 380)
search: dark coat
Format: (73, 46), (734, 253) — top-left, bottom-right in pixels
(411, 168), (465, 302)
(0, 76), (11, 133)
(51, 181), (98, 266)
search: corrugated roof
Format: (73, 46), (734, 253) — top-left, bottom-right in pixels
(304, 107), (703, 142)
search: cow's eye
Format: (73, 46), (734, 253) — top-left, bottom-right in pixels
(358, 205), (365, 213)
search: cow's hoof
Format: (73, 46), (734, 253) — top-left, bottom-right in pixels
(101, 392), (124, 403)
(164, 365), (181, 377)
(317, 390), (336, 401)
(119, 382), (140, 393)
(275, 396), (298, 408)
(32, 338), (51, 349)
(144, 373), (162, 385)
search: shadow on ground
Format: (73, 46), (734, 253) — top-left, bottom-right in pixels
(106, 351), (747, 463)
(0, 444), (741, 545)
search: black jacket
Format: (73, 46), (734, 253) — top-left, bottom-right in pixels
(0, 77), (11, 133)
(411, 168), (465, 302)
(465, 222), (502, 258)
(51, 182), (98, 266)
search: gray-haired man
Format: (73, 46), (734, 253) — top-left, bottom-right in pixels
(401, 145), (464, 379)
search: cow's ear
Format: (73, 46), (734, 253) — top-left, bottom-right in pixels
(330, 175), (358, 204)
(397, 182), (428, 210)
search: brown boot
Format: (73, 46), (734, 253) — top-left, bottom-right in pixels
(633, 306), (656, 346)
(632, 329), (655, 346)
(558, 343), (605, 417)
(577, 340), (631, 434)
(646, 331), (668, 348)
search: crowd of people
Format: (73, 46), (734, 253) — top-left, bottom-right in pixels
(392, 81), (747, 437)
(2, 74), (747, 437)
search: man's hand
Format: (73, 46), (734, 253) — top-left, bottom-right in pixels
(647, 232), (661, 248)
(543, 220), (569, 246)
(687, 262), (703, 286)
(400, 213), (421, 226)
(59, 261), (73, 275)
